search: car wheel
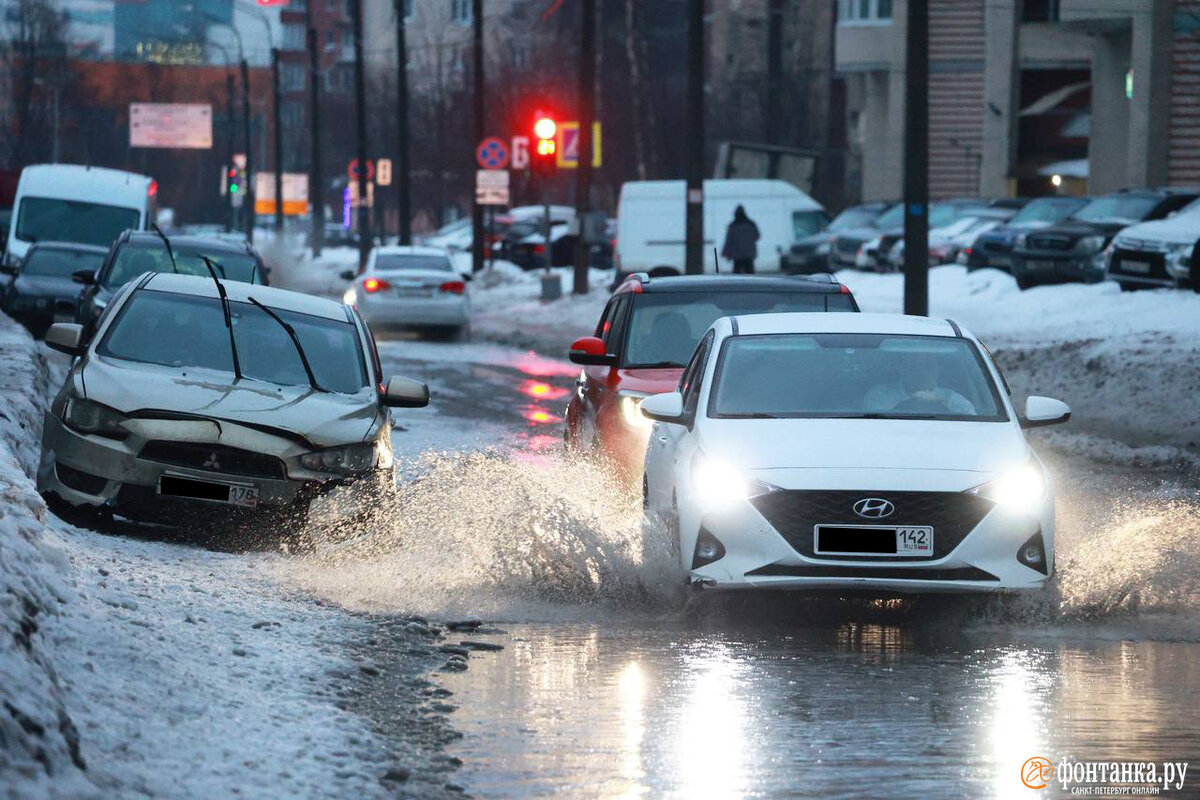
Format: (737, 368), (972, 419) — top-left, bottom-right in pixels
(1118, 281), (1140, 292)
(1015, 274), (1033, 291)
(43, 491), (113, 529)
(648, 266), (679, 278)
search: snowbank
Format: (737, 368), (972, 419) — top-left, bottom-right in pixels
(469, 265), (611, 355)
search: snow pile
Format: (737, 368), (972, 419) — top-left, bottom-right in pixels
(269, 246), (360, 299)
(469, 265), (612, 355)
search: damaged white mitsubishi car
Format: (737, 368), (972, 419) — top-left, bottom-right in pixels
(641, 312), (1071, 594)
(37, 271), (429, 533)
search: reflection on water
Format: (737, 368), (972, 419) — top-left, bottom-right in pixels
(438, 622), (1200, 799)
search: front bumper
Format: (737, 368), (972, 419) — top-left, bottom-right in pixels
(679, 488), (1053, 594)
(1011, 251), (1105, 283)
(37, 412), (364, 524)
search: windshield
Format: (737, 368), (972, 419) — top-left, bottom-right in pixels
(375, 253), (453, 272)
(24, 247), (104, 277)
(873, 204), (904, 228)
(710, 333), (1005, 421)
(623, 291), (856, 368)
(929, 202), (986, 228)
(829, 207), (882, 231)
(1010, 197), (1086, 226)
(98, 290), (367, 394)
(104, 242), (263, 288)
(16, 197), (140, 247)
(792, 210), (828, 239)
(1072, 195), (1159, 225)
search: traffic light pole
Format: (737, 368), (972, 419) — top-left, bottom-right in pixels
(306, 4), (324, 257)
(241, 57), (255, 241)
(394, 0), (412, 245)
(572, 0), (596, 295)
(352, 0), (371, 271)
(226, 74), (235, 233)
(272, 47), (285, 232)
(684, 0), (704, 275)
(470, 0), (485, 274)
(903, 0), (930, 316)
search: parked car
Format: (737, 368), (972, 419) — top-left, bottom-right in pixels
(782, 201), (892, 274)
(615, 179), (826, 276)
(342, 245), (469, 337)
(75, 231), (267, 333)
(37, 272), (429, 531)
(565, 273), (858, 480)
(828, 203), (902, 271)
(1105, 199), (1200, 290)
(1010, 189), (1199, 290)
(965, 196), (1089, 273)
(836, 198), (991, 272)
(1, 242), (107, 338)
(640, 311), (1070, 594)
(4, 164), (155, 268)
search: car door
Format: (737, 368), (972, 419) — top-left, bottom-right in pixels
(575, 294), (630, 446)
(645, 330), (713, 510)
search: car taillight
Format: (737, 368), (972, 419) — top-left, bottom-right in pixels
(363, 277), (390, 293)
(148, 180), (158, 197)
(533, 244), (546, 255)
(439, 281), (465, 295)
(839, 285), (851, 294)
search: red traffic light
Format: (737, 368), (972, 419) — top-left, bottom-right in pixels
(534, 117), (556, 140)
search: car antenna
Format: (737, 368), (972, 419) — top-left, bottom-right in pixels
(712, 246), (720, 274)
(200, 255), (243, 381)
(150, 223), (180, 273)
(247, 297), (326, 393)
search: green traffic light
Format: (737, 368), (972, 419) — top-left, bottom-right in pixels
(230, 183), (239, 193)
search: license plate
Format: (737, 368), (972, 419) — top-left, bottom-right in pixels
(1025, 259), (1056, 272)
(393, 286), (432, 298)
(1120, 258), (1151, 274)
(814, 525), (934, 557)
(228, 485), (260, 507)
(53, 312), (75, 323)
(159, 474), (259, 507)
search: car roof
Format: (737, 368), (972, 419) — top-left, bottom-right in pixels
(140, 273), (350, 321)
(372, 245), (450, 257)
(28, 241), (108, 254)
(729, 311), (966, 339)
(124, 231), (254, 254)
(621, 274), (848, 295)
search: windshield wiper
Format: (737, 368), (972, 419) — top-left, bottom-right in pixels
(150, 223), (180, 273)
(199, 255), (243, 381)
(831, 413), (941, 420)
(247, 297), (327, 393)
(725, 412), (778, 419)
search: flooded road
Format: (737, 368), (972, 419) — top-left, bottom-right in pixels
(324, 336), (1200, 798)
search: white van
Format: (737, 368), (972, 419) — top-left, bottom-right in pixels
(615, 179), (826, 275)
(4, 165), (156, 266)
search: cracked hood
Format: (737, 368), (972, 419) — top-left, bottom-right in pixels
(81, 356), (381, 447)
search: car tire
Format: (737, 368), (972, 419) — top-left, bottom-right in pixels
(1118, 281), (1140, 292)
(1015, 275), (1033, 291)
(42, 491), (113, 529)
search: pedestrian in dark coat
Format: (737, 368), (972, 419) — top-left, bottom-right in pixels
(721, 205), (760, 274)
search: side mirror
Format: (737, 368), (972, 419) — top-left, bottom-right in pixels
(1021, 396), (1071, 429)
(640, 392), (685, 424)
(339, 269), (356, 282)
(71, 269), (96, 286)
(381, 375), (430, 408)
(45, 323), (84, 356)
(568, 336), (616, 367)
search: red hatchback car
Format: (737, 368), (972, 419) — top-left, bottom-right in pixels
(565, 272), (859, 479)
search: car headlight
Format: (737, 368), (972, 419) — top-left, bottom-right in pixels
(619, 391), (652, 429)
(968, 461), (1045, 515)
(690, 451), (777, 509)
(300, 443), (378, 475)
(63, 398), (128, 439)
(1075, 235), (1106, 255)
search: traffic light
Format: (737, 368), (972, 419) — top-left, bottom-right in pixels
(227, 167), (240, 195)
(533, 113), (556, 174)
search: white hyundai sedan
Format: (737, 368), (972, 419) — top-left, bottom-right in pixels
(640, 312), (1070, 594)
(343, 246), (469, 337)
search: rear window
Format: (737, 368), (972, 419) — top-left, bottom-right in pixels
(24, 247), (105, 277)
(792, 210), (828, 240)
(104, 242), (263, 288)
(622, 290), (855, 369)
(16, 197), (140, 247)
(375, 254), (453, 272)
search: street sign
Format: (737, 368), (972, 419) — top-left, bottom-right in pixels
(347, 158), (375, 183)
(475, 169), (510, 205)
(376, 158), (393, 186)
(254, 172), (310, 216)
(348, 181), (375, 208)
(510, 136), (530, 170)
(232, 153), (247, 169)
(476, 137), (510, 170)
(130, 103), (213, 149)
(556, 121), (602, 168)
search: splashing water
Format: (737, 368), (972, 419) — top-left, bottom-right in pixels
(281, 448), (686, 621)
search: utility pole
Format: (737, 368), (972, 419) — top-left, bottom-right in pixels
(241, 57), (255, 241)
(226, 73), (236, 233)
(470, 0), (485, 273)
(306, 4), (324, 256)
(394, 0), (412, 245)
(352, 0), (371, 270)
(766, 0), (783, 146)
(572, 0), (596, 295)
(685, 0), (705, 275)
(903, 0), (930, 316)
(272, 47), (285, 231)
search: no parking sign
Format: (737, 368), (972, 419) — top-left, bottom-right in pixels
(476, 137), (510, 170)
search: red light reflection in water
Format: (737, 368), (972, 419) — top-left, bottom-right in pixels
(520, 379), (569, 402)
(515, 351), (578, 378)
(523, 406), (557, 426)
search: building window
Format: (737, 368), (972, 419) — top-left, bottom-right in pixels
(403, 0), (414, 18)
(838, 0), (892, 23)
(451, 0), (472, 25)
(281, 62), (306, 92)
(1022, 0), (1060, 22)
(281, 100), (305, 131)
(282, 23), (306, 51)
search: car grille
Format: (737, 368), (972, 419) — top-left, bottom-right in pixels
(836, 237), (862, 256)
(1110, 249), (1170, 281)
(750, 490), (994, 561)
(1025, 233), (1076, 251)
(982, 240), (1011, 254)
(745, 564), (999, 582)
(139, 441), (286, 479)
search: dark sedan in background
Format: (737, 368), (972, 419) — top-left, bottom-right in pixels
(965, 196), (1088, 273)
(2, 242), (106, 337)
(1010, 189), (1198, 289)
(782, 201), (889, 274)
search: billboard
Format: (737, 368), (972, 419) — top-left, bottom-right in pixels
(129, 103), (213, 149)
